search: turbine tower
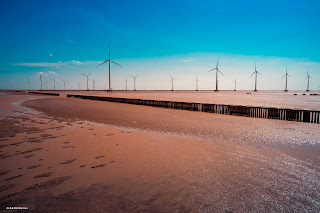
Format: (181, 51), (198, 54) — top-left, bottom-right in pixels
(233, 78), (237, 91)
(170, 75), (176, 91)
(63, 80), (67, 90)
(124, 77), (129, 91)
(306, 69), (311, 92)
(250, 63), (262, 92)
(209, 58), (223, 91)
(131, 75), (139, 91)
(77, 81), (81, 90)
(82, 72), (92, 90)
(96, 44), (123, 91)
(92, 79), (96, 90)
(37, 71), (44, 90)
(53, 78), (56, 90)
(28, 77), (31, 90)
(282, 67), (291, 92)
(194, 76), (199, 91)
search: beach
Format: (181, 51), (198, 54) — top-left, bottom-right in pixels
(0, 91), (320, 212)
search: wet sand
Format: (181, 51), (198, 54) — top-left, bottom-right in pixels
(1, 92), (320, 212)
(54, 90), (320, 110)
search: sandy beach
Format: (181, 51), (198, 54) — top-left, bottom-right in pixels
(0, 91), (320, 212)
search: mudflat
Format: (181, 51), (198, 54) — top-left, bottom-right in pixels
(0, 92), (319, 212)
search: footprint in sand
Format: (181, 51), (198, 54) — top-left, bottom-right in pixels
(4, 174), (23, 181)
(0, 170), (10, 176)
(60, 159), (76, 164)
(34, 172), (53, 178)
(105, 134), (115, 137)
(80, 165), (86, 168)
(24, 154), (35, 158)
(26, 176), (72, 190)
(95, 155), (104, 159)
(91, 161), (114, 168)
(27, 165), (41, 169)
(0, 183), (18, 193)
(62, 146), (74, 149)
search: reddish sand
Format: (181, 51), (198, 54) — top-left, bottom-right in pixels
(0, 92), (320, 212)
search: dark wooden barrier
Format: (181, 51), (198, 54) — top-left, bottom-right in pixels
(29, 91), (60, 96)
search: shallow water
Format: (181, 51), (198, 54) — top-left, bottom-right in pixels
(55, 90), (320, 110)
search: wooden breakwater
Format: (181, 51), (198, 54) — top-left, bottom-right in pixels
(28, 91), (60, 96)
(66, 94), (320, 124)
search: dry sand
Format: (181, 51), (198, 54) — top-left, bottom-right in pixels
(0, 91), (320, 212)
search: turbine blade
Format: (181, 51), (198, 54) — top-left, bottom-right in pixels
(110, 60), (123, 68)
(281, 75), (285, 79)
(218, 70), (224, 76)
(96, 59), (109, 68)
(250, 72), (255, 78)
(208, 68), (216, 72)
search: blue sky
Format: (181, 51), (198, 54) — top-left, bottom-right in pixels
(0, 0), (320, 90)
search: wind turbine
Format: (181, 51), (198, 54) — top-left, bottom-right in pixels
(124, 77), (129, 91)
(28, 77), (32, 90)
(92, 79), (96, 90)
(37, 71), (45, 90)
(131, 75), (139, 91)
(82, 72), (92, 90)
(170, 75), (176, 91)
(96, 44), (123, 91)
(53, 78), (56, 90)
(306, 69), (311, 92)
(10, 81), (14, 89)
(194, 76), (199, 91)
(282, 67), (291, 92)
(77, 81), (81, 90)
(209, 58), (223, 91)
(233, 78), (237, 91)
(250, 63), (262, 92)
(63, 80), (68, 90)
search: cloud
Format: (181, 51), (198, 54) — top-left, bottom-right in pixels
(49, 53), (53, 57)
(47, 71), (57, 75)
(14, 60), (96, 67)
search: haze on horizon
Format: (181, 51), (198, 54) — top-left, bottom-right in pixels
(0, 0), (319, 90)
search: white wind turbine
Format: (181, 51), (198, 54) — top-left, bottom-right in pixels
(96, 44), (123, 91)
(92, 79), (96, 90)
(124, 77), (129, 91)
(233, 78), (237, 91)
(37, 71), (45, 90)
(170, 75), (176, 91)
(250, 63), (262, 92)
(82, 72), (92, 90)
(63, 79), (68, 90)
(131, 75), (139, 91)
(306, 69), (311, 92)
(281, 67), (291, 92)
(209, 58), (223, 91)
(28, 77), (32, 90)
(194, 76), (199, 91)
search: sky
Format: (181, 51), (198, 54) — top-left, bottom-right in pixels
(0, 0), (320, 90)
